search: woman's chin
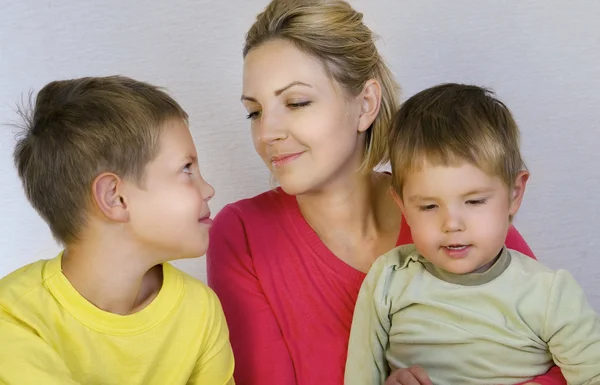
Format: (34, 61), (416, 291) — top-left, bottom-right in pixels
(277, 178), (316, 196)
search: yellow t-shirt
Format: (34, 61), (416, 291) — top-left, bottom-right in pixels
(0, 253), (235, 385)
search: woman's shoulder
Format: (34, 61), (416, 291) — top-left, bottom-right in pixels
(208, 188), (301, 267)
(227, 187), (285, 210)
(213, 187), (293, 229)
(220, 187), (289, 216)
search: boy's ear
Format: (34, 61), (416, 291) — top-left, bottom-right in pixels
(357, 79), (382, 133)
(92, 172), (129, 222)
(509, 170), (530, 217)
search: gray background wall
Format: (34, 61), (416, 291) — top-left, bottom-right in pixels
(1, 0), (598, 309)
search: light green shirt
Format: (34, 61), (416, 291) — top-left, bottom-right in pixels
(345, 245), (600, 385)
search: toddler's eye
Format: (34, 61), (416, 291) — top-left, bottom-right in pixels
(466, 199), (487, 205)
(418, 204), (437, 212)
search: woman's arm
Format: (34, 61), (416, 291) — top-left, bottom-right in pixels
(207, 205), (296, 385)
(517, 366), (566, 385)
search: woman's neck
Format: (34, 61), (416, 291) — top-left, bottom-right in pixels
(296, 171), (401, 271)
(297, 172), (382, 236)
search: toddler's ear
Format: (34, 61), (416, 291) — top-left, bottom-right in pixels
(390, 187), (405, 213)
(509, 171), (530, 217)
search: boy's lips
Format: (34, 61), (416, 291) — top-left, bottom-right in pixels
(198, 212), (212, 225)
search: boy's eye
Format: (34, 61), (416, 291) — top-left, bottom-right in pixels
(418, 204), (437, 212)
(246, 111), (260, 120)
(466, 199), (487, 205)
(183, 163), (193, 174)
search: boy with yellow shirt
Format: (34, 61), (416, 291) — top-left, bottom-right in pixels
(345, 83), (600, 385)
(0, 76), (234, 385)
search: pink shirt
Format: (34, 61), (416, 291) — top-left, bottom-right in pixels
(207, 188), (565, 385)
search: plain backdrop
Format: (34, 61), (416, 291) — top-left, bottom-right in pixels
(1, 0), (599, 309)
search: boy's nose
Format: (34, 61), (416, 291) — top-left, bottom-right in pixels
(201, 180), (215, 201)
(441, 209), (465, 233)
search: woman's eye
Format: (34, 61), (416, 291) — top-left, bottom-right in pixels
(288, 101), (311, 109)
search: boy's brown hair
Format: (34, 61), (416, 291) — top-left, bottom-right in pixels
(13, 75), (188, 245)
(389, 83), (525, 198)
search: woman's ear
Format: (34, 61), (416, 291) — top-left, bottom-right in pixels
(92, 172), (129, 222)
(357, 79), (382, 133)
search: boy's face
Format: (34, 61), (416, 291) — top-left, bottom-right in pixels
(124, 118), (215, 261)
(397, 162), (524, 275)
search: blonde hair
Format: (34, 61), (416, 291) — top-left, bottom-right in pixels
(244, 0), (400, 171)
(389, 83), (525, 198)
(13, 75), (188, 245)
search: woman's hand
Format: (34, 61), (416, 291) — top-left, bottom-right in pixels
(385, 365), (433, 385)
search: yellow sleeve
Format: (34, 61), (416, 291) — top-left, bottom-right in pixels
(0, 317), (81, 385)
(187, 289), (235, 385)
(344, 255), (393, 385)
(543, 269), (600, 384)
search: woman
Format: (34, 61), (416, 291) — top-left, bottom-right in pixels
(207, 1), (565, 384)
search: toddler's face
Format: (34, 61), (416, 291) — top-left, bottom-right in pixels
(398, 162), (523, 274)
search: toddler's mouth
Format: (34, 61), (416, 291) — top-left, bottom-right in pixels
(444, 244), (470, 250)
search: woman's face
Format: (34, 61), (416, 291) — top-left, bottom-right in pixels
(242, 39), (370, 195)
